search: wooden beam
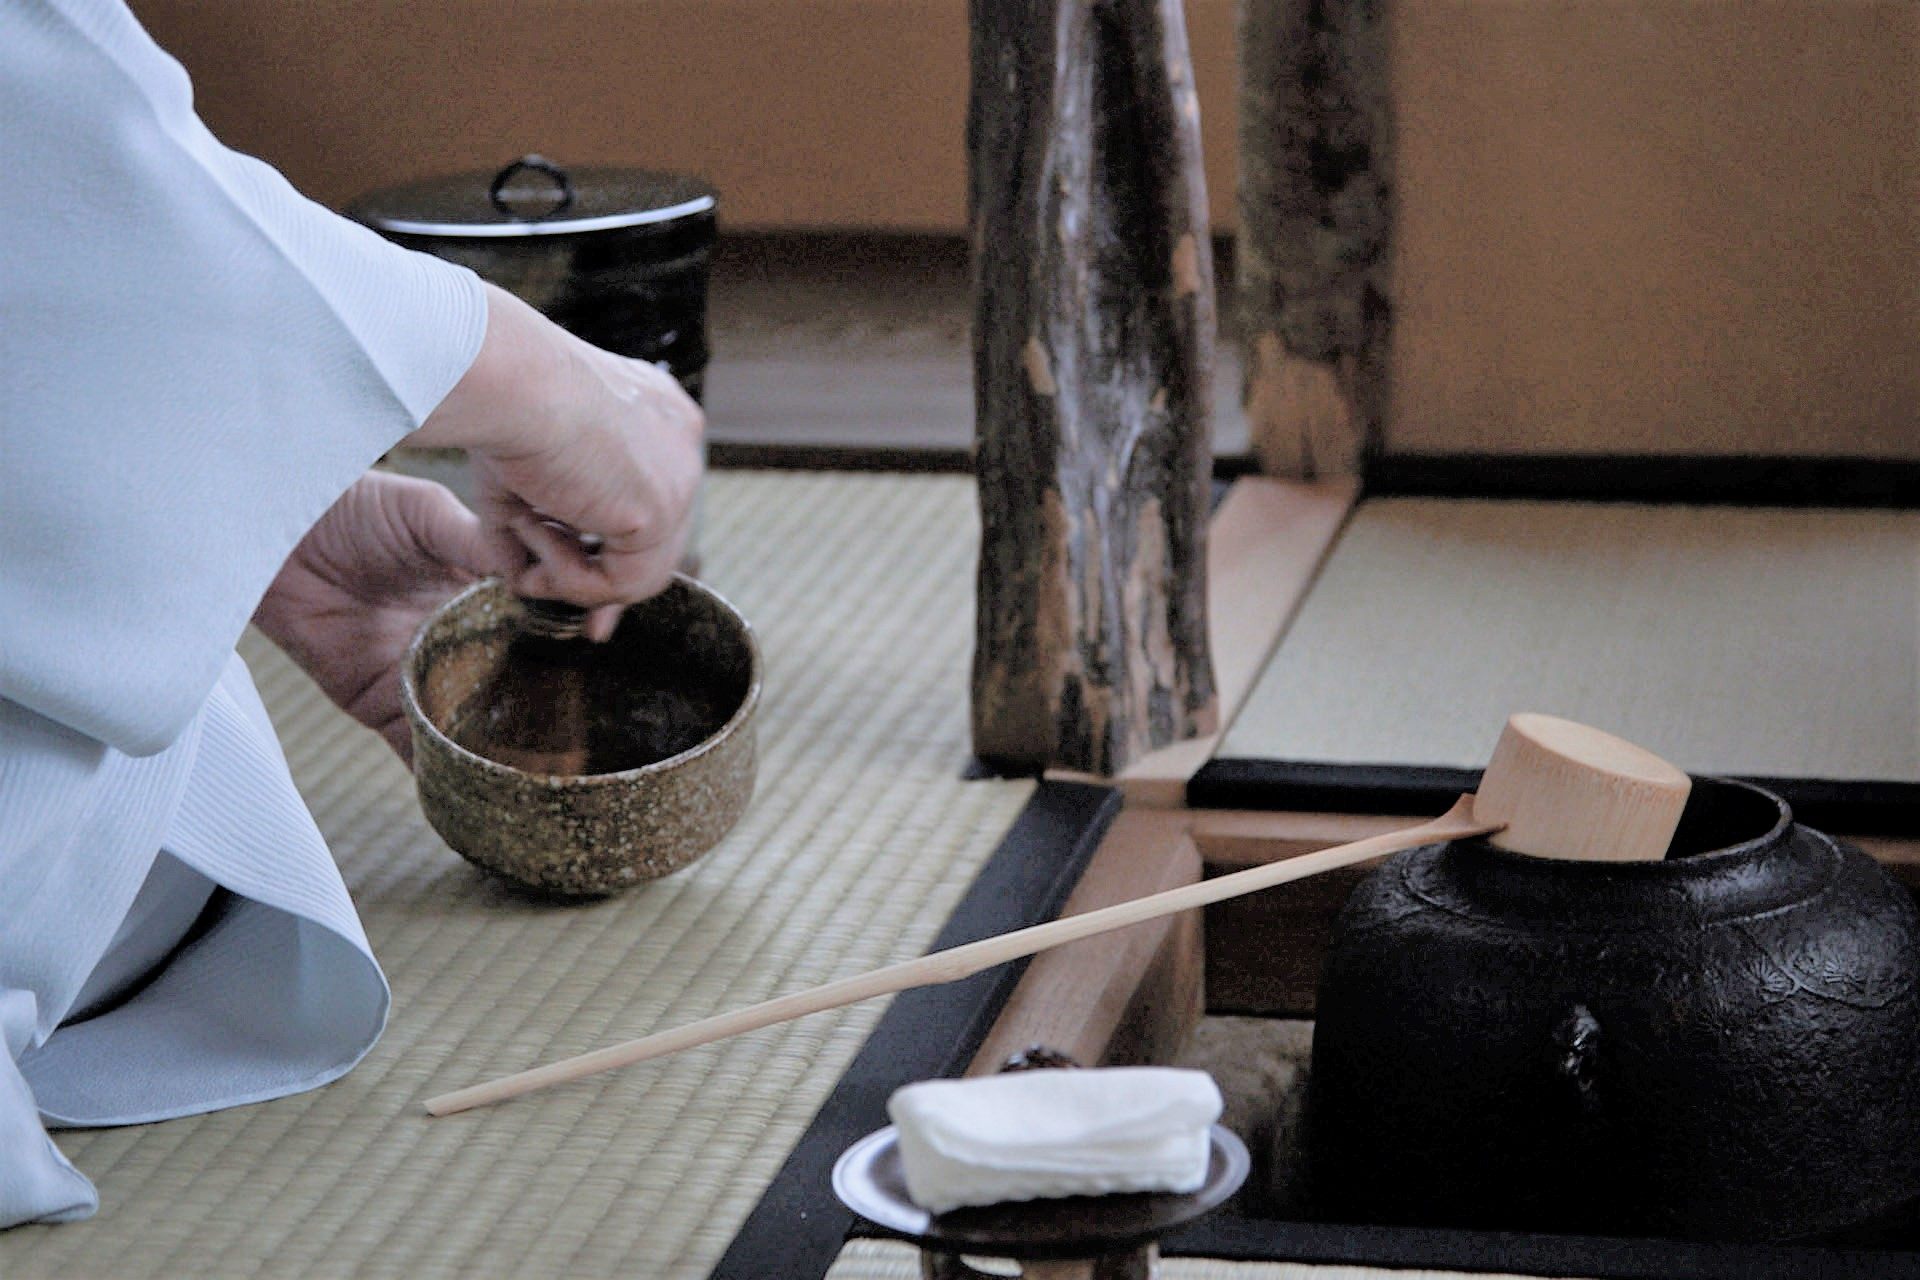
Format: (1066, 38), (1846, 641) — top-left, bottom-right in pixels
(1237, 0), (1392, 479)
(969, 0), (1219, 777)
(1190, 807), (1415, 863)
(1108, 476), (1359, 806)
(1189, 810), (1409, 1017)
(968, 810), (1204, 1074)
(1852, 835), (1920, 891)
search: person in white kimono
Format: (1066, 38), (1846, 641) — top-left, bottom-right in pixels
(0, 0), (704, 1226)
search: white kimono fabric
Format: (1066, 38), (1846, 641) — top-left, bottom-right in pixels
(0, 0), (486, 1225)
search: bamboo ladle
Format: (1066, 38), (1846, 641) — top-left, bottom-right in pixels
(424, 713), (1691, 1116)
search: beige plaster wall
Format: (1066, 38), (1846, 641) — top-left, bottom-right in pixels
(134, 0), (1915, 460)
(130, 0), (1241, 231)
(1387, 1), (1919, 459)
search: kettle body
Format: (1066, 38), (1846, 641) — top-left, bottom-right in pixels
(1308, 777), (1920, 1241)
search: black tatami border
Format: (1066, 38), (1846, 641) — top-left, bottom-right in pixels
(1189, 759), (1920, 840)
(1366, 453), (1920, 509)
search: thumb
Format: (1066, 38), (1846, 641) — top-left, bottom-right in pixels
(384, 473), (507, 579)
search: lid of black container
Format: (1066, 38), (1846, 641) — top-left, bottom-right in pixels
(349, 155), (717, 239)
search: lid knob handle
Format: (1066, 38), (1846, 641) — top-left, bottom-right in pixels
(488, 154), (575, 220)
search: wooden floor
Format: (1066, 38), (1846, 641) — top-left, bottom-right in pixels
(704, 233), (1251, 460)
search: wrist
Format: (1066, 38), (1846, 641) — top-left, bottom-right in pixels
(408, 284), (577, 457)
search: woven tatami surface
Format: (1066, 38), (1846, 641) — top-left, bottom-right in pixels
(1222, 499), (1920, 780)
(3, 471), (1033, 1280)
(827, 1240), (1550, 1280)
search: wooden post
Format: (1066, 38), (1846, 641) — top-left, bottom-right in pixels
(968, 0), (1219, 777)
(1237, 0), (1392, 478)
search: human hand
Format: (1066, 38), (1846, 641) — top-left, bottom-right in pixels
(254, 471), (489, 760)
(410, 284), (705, 641)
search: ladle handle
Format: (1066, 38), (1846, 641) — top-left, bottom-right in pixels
(423, 797), (1498, 1116)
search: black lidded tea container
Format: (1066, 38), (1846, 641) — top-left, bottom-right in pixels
(1307, 776), (1920, 1244)
(348, 155), (717, 401)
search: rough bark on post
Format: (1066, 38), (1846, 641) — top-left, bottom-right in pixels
(1238, 0), (1392, 478)
(968, 0), (1218, 777)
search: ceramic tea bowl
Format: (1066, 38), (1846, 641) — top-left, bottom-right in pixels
(1308, 777), (1920, 1243)
(401, 575), (760, 895)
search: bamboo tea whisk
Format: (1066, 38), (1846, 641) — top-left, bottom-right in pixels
(423, 713), (1691, 1116)
(443, 598), (596, 777)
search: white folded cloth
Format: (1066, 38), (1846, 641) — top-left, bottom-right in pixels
(886, 1067), (1223, 1213)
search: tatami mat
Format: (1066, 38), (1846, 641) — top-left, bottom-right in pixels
(2, 472), (1034, 1280)
(826, 1239), (1553, 1280)
(1222, 499), (1920, 781)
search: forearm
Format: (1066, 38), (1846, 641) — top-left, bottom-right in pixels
(408, 284), (579, 458)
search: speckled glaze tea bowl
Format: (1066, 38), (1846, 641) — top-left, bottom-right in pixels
(1307, 777), (1920, 1243)
(401, 575), (760, 895)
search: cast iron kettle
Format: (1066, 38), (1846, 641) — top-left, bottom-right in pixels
(1307, 777), (1920, 1243)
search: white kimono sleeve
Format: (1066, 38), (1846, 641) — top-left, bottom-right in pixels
(0, 0), (487, 756)
(0, 0), (488, 1228)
